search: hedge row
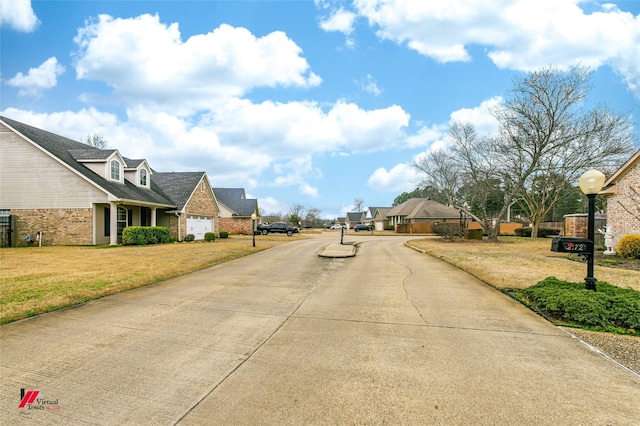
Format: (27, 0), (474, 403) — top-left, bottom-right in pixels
(515, 227), (561, 238)
(122, 226), (171, 245)
(515, 277), (640, 334)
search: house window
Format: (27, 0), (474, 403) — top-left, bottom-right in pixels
(140, 169), (148, 186)
(110, 160), (121, 181)
(117, 207), (127, 237)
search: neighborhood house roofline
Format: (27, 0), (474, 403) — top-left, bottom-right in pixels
(601, 150), (640, 195)
(1, 116), (176, 209)
(2, 118), (122, 203)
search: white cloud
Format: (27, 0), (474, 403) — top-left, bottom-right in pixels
(258, 196), (290, 215)
(356, 74), (381, 96)
(2, 96), (410, 197)
(0, 0), (39, 32)
(73, 14), (321, 114)
(449, 96), (502, 137)
(0, 107), (118, 141)
(352, 0), (640, 97)
(6, 57), (65, 97)
(405, 123), (448, 148)
(209, 98), (410, 155)
(367, 163), (421, 193)
(319, 7), (357, 34)
(300, 183), (320, 198)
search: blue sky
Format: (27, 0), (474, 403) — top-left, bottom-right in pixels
(2, 0), (639, 219)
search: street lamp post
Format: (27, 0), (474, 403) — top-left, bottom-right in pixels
(578, 169), (606, 291)
(251, 213), (257, 248)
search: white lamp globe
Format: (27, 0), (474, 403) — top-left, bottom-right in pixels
(578, 169), (606, 195)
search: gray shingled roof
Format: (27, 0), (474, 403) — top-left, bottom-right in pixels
(387, 198), (460, 219)
(346, 212), (364, 222)
(1, 116), (176, 207)
(153, 172), (207, 211)
(372, 207), (391, 219)
(213, 188), (257, 217)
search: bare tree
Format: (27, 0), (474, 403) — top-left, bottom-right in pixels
(353, 198), (365, 212)
(305, 207), (321, 227)
(414, 122), (502, 237)
(414, 66), (636, 241)
(83, 133), (109, 149)
(494, 65), (635, 238)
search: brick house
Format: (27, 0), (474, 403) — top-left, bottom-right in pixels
(387, 198), (460, 227)
(0, 116), (219, 245)
(344, 212), (365, 229)
(601, 150), (640, 248)
(369, 207), (391, 231)
(212, 188), (259, 235)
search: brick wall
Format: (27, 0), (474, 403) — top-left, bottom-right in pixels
(12, 208), (93, 246)
(606, 161), (640, 247)
(564, 214), (588, 238)
(172, 180), (220, 241)
(218, 217), (253, 234)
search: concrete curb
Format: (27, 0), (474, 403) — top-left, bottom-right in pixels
(318, 243), (356, 258)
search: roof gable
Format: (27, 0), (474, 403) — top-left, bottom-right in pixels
(387, 198), (459, 219)
(602, 150), (640, 194)
(1, 116), (174, 207)
(154, 172), (209, 210)
(212, 188), (258, 217)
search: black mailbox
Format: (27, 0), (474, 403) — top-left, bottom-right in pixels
(551, 237), (593, 254)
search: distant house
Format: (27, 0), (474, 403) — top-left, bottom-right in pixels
(212, 188), (259, 235)
(0, 116), (218, 245)
(345, 212), (365, 229)
(601, 150), (640, 248)
(386, 198), (460, 232)
(371, 207), (391, 231)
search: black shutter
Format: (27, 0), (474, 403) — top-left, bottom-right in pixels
(104, 207), (110, 236)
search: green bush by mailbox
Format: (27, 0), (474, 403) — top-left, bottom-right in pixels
(550, 237), (593, 254)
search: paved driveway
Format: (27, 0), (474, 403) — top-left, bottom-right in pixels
(2, 234), (639, 425)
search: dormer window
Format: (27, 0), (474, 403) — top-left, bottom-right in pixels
(140, 169), (148, 186)
(110, 160), (121, 181)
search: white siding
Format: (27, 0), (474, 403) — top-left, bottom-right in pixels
(0, 126), (109, 209)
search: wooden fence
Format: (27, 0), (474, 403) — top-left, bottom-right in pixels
(395, 222), (524, 235)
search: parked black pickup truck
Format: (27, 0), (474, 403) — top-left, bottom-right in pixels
(257, 222), (299, 236)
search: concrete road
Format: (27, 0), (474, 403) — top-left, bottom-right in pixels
(2, 234), (639, 425)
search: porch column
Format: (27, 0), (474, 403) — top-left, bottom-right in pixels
(109, 202), (118, 246)
(151, 208), (157, 226)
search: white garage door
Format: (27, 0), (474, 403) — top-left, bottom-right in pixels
(186, 215), (213, 240)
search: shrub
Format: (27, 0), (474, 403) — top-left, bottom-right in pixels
(183, 234), (195, 242)
(515, 227), (561, 238)
(516, 277), (640, 333)
(122, 226), (170, 245)
(616, 234), (640, 259)
(433, 223), (463, 241)
(219, 231), (229, 239)
(204, 232), (216, 242)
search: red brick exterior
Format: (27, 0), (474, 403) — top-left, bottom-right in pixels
(12, 208), (93, 246)
(218, 217), (253, 235)
(605, 160), (640, 247)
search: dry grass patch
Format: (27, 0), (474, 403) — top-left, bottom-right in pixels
(406, 237), (640, 291)
(0, 236), (295, 324)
